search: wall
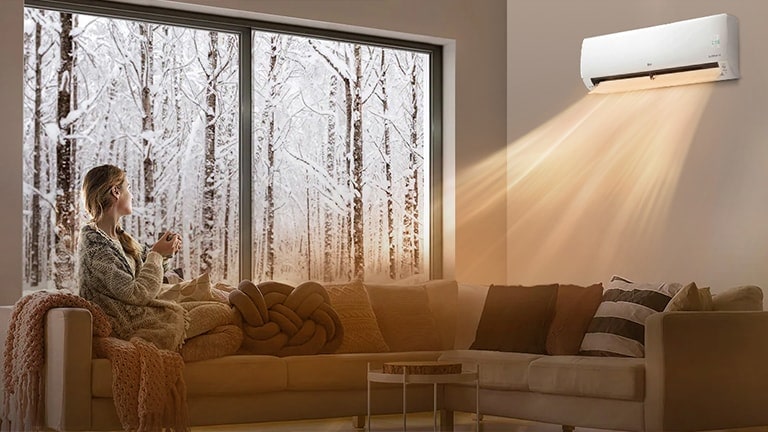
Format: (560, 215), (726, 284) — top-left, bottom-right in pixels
(506, 0), (768, 295)
(0, 0), (508, 303)
(0, 1), (24, 305)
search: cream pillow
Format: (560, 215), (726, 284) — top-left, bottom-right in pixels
(157, 272), (220, 303)
(712, 285), (764, 311)
(664, 282), (702, 312)
(324, 280), (390, 353)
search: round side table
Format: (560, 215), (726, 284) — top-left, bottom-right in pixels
(366, 361), (479, 432)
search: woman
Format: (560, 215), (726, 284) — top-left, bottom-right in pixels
(77, 164), (188, 351)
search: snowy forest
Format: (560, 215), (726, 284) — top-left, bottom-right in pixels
(22, 7), (430, 291)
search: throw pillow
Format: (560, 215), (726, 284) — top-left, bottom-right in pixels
(157, 272), (218, 303)
(470, 284), (558, 354)
(580, 275), (681, 358)
(699, 286), (714, 311)
(365, 283), (442, 352)
(324, 280), (390, 353)
(664, 282), (702, 312)
(712, 285), (764, 311)
(546, 283), (603, 355)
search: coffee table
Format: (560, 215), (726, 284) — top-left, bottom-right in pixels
(366, 361), (479, 432)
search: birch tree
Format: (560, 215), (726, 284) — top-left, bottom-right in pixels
(54, 12), (76, 290)
(350, 44), (365, 279)
(323, 75), (338, 281)
(377, 50), (396, 279)
(139, 22), (156, 240)
(29, 14), (45, 286)
(200, 31), (219, 274)
(403, 52), (423, 275)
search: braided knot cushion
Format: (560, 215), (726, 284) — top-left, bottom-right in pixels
(229, 280), (344, 356)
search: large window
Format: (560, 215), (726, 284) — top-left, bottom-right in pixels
(22, 0), (440, 291)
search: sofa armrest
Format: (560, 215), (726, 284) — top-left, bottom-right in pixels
(645, 311), (768, 432)
(45, 308), (93, 431)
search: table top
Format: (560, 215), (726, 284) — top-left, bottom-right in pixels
(382, 361), (463, 375)
(368, 369), (478, 384)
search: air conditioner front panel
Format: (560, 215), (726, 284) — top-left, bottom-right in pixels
(580, 14), (739, 91)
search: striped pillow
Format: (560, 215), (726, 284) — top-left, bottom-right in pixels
(580, 276), (681, 357)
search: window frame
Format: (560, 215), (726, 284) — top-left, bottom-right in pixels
(25, 0), (443, 281)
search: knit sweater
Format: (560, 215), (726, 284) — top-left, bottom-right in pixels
(77, 224), (187, 351)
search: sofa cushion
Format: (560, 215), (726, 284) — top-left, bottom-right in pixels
(546, 283), (603, 355)
(284, 351), (441, 390)
(454, 284), (490, 349)
(528, 356), (645, 401)
(324, 280), (390, 353)
(424, 280), (459, 350)
(438, 349), (543, 390)
(92, 355), (288, 398)
(365, 283), (442, 352)
(470, 284), (558, 354)
(580, 275), (680, 358)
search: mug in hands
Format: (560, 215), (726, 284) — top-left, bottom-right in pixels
(158, 230), (182, 259)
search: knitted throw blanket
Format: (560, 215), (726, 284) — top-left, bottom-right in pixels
(1, 291), (110, 431)
(93, 337), (189, 432)
(1, 291), (190, 432)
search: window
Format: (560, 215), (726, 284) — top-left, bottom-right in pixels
(22, 0), (441, 291)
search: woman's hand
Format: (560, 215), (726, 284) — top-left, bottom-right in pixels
(151, 231), (181, 258)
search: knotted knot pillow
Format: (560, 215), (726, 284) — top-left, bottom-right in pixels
(229, 280), (343, 356)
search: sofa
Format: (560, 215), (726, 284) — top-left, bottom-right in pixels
(2, 278), (768, 432)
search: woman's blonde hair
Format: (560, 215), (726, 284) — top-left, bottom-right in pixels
(82, 164), (142, 265)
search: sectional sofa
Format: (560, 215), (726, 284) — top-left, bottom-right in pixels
(2, 279), (768, 432)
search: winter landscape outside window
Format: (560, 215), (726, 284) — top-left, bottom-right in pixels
(22, 2), (437, 292)
(251, 34), (430, 283)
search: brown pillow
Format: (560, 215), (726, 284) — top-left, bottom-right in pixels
(324, 280), (390, 353)
(546, 283), (603, 355)
(365, 283), (442, 352)
(470, 284), (558, 354)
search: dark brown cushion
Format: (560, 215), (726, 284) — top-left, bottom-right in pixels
(546, 283), (603, 355)
(470, 284), (558, 354)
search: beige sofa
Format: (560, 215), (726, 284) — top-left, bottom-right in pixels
(3, 280), (768, 432)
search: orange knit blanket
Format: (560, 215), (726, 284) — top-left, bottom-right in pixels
(93, 337), (189, 432)
(1, 291), (111, 431)
(1, 291), (189, 432)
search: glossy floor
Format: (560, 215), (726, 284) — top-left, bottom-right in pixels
(190, 412), (767, 432)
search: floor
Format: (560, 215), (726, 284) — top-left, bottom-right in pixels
(190, 412), (768, 432)
(192, 412), (583, 431)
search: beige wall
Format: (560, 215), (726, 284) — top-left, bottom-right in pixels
(0, 0), (508, 303)
(506, 0), (768, 295)
(0, 1), (23, 305)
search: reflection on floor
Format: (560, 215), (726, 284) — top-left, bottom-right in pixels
(191, 412), (768, 432)
(192, 412), (600, 432)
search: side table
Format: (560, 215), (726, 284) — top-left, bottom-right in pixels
(366, 361), (479, 432)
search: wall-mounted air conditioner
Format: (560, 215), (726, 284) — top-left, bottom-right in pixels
(580, 14), (740, 93)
